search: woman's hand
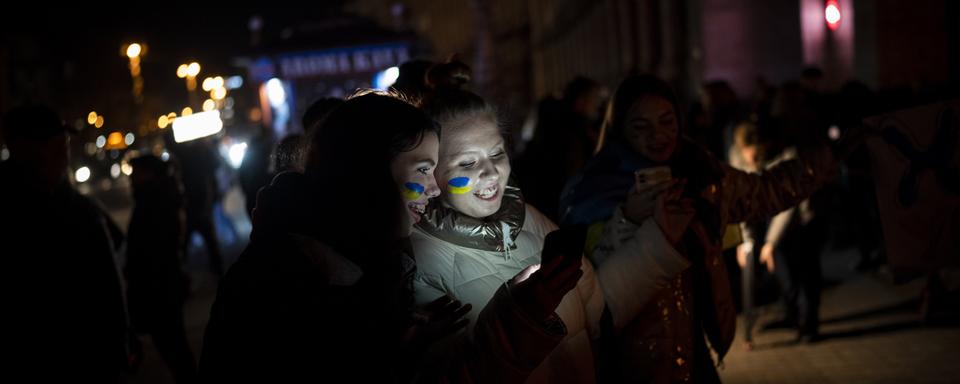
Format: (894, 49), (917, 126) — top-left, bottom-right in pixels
(652, 180), (696, 245)
(736, 242), (752, 269)
(509, 253), (583, 323)
(759, 243), (776, 273)
(404, 296), (472, 351)
(622, 179), (676, 224)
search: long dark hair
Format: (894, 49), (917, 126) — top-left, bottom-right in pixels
(304, 92), (438, 266)
(596, 74), (683, 154)
(599, 74), (724, 239)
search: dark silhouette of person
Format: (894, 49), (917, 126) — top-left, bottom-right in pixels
(391, 59), (435, 101)
(689, 80), (741, 158)
(301, 97), (344, 135)
(125, 155), (197, 383)
(0, 105), (128, 382)
(520, 76), (606, 221)
(167, 137), (225, 276)
(268, 97), (346, 175)
(238, 125), (274, 218)
(271, 133), (307, 174)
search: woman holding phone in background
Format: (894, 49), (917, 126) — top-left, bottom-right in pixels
(561, 74), (837, 383)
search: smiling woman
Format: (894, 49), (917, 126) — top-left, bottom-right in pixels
(390, 126), (441, 232)
(409, 59), (610, 384)
(421, 77), (510, 219)
(403, 182), (426, 200)
(560, 74), (839, 383)
(199, 92), (456, 382)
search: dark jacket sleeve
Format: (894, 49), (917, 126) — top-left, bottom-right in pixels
(416, 284), (566, 384)
(714, 147), (835, 226)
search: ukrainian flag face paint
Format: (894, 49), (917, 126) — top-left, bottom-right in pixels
(402, 182), (426, 201)
(435, 114), (510, 218)
(447, 177), (472, 195)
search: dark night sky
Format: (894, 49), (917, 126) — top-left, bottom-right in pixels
(1, 5), (348, 129)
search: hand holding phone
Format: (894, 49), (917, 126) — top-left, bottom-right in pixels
(509, 226), (586, 321)
(540, 225), (587, 270)
(623, 167), (676, 224)
(634, 166), (672, 187)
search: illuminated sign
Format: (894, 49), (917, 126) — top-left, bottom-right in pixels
(172, 110), (223, 143)
(251, 44), (410, 82)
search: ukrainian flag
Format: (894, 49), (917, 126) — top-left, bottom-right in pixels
(448, 177), (471, 195)
(403, 182), (425, 200)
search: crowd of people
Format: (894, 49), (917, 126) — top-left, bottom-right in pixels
(3, 55), (953, 383)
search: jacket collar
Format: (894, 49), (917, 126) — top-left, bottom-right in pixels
(416, 184), (525, 252)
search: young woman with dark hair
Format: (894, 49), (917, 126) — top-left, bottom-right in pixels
(561, 74), (837, 383)
(200, 93), (466, 382)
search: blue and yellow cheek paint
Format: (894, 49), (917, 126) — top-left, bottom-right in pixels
(448, 177), (472, 195)
(402, 182), (425, 201)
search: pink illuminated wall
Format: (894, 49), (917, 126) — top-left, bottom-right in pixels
(700, 0), (804, 98)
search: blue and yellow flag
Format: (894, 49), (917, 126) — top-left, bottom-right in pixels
(448, 177), (471, 194)
(403, 182), (425, 200)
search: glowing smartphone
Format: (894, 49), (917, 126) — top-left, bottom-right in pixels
(541, 225), (587, 270)
(634, 166), (672, 187)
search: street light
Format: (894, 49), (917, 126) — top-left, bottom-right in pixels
(211, 86), (227, 101)
(202, 77), (215, 92)
(158, 115), (170, 129)
(179, 62), (201, 92)
(187, 62), (201, 77)
(106, 131), (126, 150)
(126, 43), (142, 59)
(124, 42), (145, 103)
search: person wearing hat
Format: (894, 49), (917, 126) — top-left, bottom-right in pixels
(0, 105), (129, 382)
(0, 104), (78, 193)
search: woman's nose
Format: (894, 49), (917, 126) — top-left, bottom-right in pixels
(424, 177), (441, 198)
(478, 159), (500, 181)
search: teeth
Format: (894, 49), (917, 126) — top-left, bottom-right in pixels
(475, 186), (497, 199)
(408, 203), (425, 214)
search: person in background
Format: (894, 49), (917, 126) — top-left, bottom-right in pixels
(731, 121), (824, 343)
(125, 155), (196, 382)
(0, 105), (129, 382)
(271, 97), (346, 174)
(519, 76), (606, 221)
(562, 75), (837, 382)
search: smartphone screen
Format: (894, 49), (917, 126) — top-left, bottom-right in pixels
(634, 166), (672, 188)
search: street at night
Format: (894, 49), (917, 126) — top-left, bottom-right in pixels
(2, 2), (958, 383)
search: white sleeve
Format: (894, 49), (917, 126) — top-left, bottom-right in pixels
(574, 255), (606, 339)
(764, 206), (796, 247)
(590, 207), (690, 330)
(413, 271), (449, 307)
